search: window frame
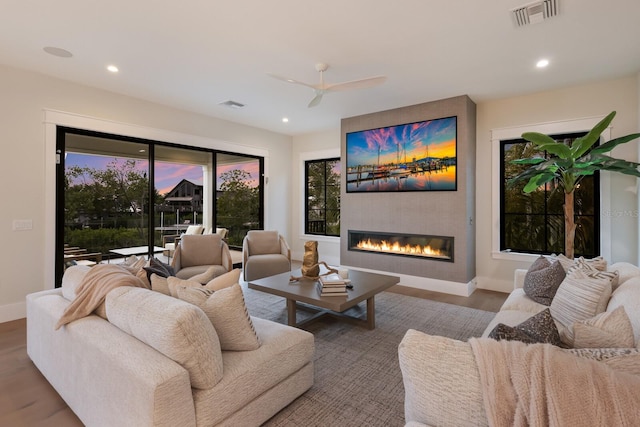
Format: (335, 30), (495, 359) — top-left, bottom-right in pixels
(491, 116), (612, 262)
(304, 157), (341, 237)
(499, 131), (600, 257)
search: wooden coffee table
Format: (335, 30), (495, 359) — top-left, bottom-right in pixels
(248, 268), (399, 329)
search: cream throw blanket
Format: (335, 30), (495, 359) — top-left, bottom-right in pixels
(56, 264), (148, 329)
(469, 338), (640, 427)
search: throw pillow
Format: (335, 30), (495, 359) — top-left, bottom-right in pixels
(523, 256), (566, 305)
(488, 308), (562, 346)
(176, 283), (261, 351)
(167, 276), (202, 298)
(142, 257), (175, 281)
(552, 254), (607, 273)
(149, 273), (171, 296)
(572, 306), (635, 348)
(204, 268), (241, 291)
(564, 347), (640, 376)
(550, 264), (617, 345)
(187, 266), (218, 284)
(488, 323), (538, 344)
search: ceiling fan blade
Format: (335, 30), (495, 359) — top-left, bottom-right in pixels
(326, 75), (387, 92)
(308, 92), (324, 108)
(267, 73), (317, 89)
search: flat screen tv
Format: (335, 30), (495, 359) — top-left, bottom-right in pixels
(346, 115), (457, 192)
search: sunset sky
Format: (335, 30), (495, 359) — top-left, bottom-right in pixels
(346, 116), (456, 167)
(65, 153), (259, 194)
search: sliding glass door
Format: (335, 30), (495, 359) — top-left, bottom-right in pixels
(216, 152), (263, 248)
(56, 127), (264, 285)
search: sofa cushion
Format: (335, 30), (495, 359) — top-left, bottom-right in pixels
(523, 256), (565, 305)
(488, 309), (562, 346)
(106, 287), (223, 390)
(608, 262), (640, 291)
(572, 306), (635, 348)
(398, 330), (487, 427)
(192, 317), (315, 426)
(61, 265), (91, 301)
(607, 276), (640, 346)
(176, 283), (261, 351)
(498, 288), (548, 314)
(550, 262), (616, 344)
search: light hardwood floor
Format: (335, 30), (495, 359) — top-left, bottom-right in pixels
(0, 285), (506, 426)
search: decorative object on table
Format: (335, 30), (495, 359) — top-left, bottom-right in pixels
(316, 272), (348, 296)
(290, 261), (338, 282)
(301, 240), (320, 278)
(507, 111), (640, 258)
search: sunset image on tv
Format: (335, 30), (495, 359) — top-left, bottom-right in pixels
(346, 116), (457, 192)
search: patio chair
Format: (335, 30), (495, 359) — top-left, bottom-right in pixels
(242, 230), (291, 281)
(171, 234), (232, 282)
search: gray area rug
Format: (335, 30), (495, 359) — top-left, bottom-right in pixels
(241, 284), (495, 427)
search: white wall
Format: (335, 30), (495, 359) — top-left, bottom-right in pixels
(0, 64), (292, 322)
(290, 129), (341, 265)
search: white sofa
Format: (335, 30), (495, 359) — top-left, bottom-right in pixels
(27, 268), (314, 426)
(399, 261), (640, 427)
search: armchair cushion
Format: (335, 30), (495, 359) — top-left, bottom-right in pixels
(246, 230), (281, 255)
(179, 234), (223, 268)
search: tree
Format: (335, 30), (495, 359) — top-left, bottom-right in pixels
(508, 111), (640, 258)
(65, 159), (157, 237)
(216, 169), (259, 245)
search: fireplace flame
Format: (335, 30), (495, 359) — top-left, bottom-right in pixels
(355, 238), (448, 258)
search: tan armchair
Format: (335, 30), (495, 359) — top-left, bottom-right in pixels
(242, 230), (291, 281)
(171, 234), (232, 282)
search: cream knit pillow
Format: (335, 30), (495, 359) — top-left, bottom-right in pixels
(176, 283), (260, 351)
(572, 306), (635, 348)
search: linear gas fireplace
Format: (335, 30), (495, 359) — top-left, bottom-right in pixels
(348, 230), (454, 262)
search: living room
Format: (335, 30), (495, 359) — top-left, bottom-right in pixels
(1, 0), (640, 425)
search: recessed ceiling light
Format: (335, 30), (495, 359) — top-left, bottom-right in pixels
(43, 46), (73, 58)
(536, 59), (549, 68)
(282, 117), (289, 123)
(107, 65), (119, 73)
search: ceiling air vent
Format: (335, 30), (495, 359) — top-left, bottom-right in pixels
(219, 100), (246, 109)
(512, 0), (558, 26)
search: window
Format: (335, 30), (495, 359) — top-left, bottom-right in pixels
(305, 158), (340, 236)
(500, 132), (600, 257)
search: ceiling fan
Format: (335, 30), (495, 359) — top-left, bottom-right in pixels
(269, 63), (386, 108)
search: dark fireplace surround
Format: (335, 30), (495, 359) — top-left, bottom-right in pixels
(348, 230), (453, 262)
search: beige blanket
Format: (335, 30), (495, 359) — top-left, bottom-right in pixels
(55, 264), (148, 329)
(469, 338), (640, 427)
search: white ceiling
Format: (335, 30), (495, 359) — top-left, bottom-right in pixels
(1, 0), (639, 136)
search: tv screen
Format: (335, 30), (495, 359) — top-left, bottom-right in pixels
(345, 116), (457, 192)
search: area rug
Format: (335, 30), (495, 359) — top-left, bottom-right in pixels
(241, 284), (495, 427)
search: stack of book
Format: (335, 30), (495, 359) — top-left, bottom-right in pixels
(317, 273), (348, 296)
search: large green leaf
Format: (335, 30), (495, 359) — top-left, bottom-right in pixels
(526, 139), (572, 159)
(590, 133), (640, 155)
(512, 158), (546, 165)
(571, 111), (616, 158)
(523, 173), (556, 193)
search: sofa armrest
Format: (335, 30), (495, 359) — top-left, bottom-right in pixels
(514, 268), (527, 290)
(27, 291), (196, 427)
(398, 330), (488, 427)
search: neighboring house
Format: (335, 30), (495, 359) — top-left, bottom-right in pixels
(163, 179), (203, 212)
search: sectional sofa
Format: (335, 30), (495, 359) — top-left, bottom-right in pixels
(26, 265), (314, 426)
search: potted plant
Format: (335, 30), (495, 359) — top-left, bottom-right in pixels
(508, 111), (640, 259)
